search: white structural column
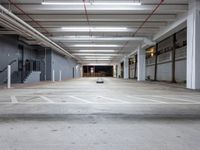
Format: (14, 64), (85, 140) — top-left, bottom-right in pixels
(7, 65), (11, 89)
(124, 56), (129, 79)
(137, 45), (146, 81)
(52, 70), (55, 82)
(117, 63), (121, 78)
(75, 64), (81, 78)
(187, 0), (200, 89)
(113, 65), (117, 78)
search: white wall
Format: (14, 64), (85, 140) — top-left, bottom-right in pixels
(157, 62), (172, 81)
(175, 60), (186, 82)
(146, 65), (155, 80)
(51, 52), (80, 81)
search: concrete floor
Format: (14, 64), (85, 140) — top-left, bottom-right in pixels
(0, 78), (200, 150)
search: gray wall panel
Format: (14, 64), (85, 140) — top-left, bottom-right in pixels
(175, 60), (186, 82)
(0, 35), (18, 84)
(146, 65), (155, 80)
(52, 51), (79, 81)
(157, 62), (172, 81)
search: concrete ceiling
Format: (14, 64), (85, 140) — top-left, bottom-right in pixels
(0, 0), (188, 64)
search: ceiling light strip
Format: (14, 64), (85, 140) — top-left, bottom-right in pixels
(41, 2), (141, 6)
(61, 27), (128, 32)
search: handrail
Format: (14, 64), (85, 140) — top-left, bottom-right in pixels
(0, 59), (17, 74)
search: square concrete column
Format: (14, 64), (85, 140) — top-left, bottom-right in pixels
(117, 63), (121, 78)
(124, 56), (129, 79)
(113, 65), (117, 78)
(187, 0), (200, 89)
(137, 46), (146, 81)
(80, 66), (83, 77)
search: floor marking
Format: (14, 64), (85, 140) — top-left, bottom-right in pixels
(40, 96), (55, 103)
(178, 95), (200, 102)
(98, 96), (130, 104)
(69, 96), (92, 103)
(126, 95), (167, 104)
(153, 95), (198, 103)
(0, 102), (200, 105)
(10, 96), (18, 104)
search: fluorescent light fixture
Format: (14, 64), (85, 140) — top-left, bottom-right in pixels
(61, 27), (128, 32)
(72, 53), (119, 56)
(71, 44), (120, 47)
(41, 2), (90, 5)
(51, 36), (142, 41)
(82, 59), (112, 61)
(72, 50), (116, 52)
(80, 56), (113, 58)
(42, 2), (141, 6)
(92, 2), (141, 6)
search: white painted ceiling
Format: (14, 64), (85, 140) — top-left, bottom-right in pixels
(0, 0), (188, 64)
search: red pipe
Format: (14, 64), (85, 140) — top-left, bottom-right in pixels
(120, 0), (165, 54)
(7, 0), (51, 36)
(82, 0), (92, 36)
(133, 0), (165, 36)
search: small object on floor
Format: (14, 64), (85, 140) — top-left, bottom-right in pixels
(96, 78), (104, 84)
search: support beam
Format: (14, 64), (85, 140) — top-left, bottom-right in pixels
(124, 56), (129, 79)
(134, 55), (137, 79)
(137, 46), (146, 81)
(172, 34), (176, 83)
(154, 13), (187, 42)
(154, 44), (158, 81)
(52, 70), (55, 82)
(7, 65), (11, 89)
(117, 63), (121, 78)
(187, 0), (200, 89)
(113, 65), (117, 78)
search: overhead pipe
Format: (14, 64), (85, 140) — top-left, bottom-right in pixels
(119, 0), (165, 57)
(0, 12), (66, 55)
(133, 0), (165, 37)
(0, 17), (32, 37)
(7, 0), (51, 35)
(82, 0), (92, 36)
(0, 4), (76, 59)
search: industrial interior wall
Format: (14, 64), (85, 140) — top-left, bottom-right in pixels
(0, 35), (18, 84)
(0, 35), (53, 84)
(51, 51), (80, 81)
(129, 56), (137, 79)
(146, 65), (155, 80)
(146, 29), (186, 82)
(117, 63), (121, 78)
(129, 64), (135, 79)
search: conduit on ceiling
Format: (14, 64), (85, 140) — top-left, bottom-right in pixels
(0, 4), (75, 59)
(82, 0), (98, 62)
(120, 0), (165, 56)
(7, 0), (51, 36)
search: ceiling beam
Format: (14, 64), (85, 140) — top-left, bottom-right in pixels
(17, 14), (177, 22)
(6, 4), (188, 13)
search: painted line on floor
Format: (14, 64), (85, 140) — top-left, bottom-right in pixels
(10, 96), (18, 104)
(153, 95), (198, 103)
(126, 95), (167, 104)
(178, 95), (200, 102)
(98, 96), (130, 104)
(69, 96), (92, 103)
(0, 102), (200, 105)
(40, 96), (55, 103)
